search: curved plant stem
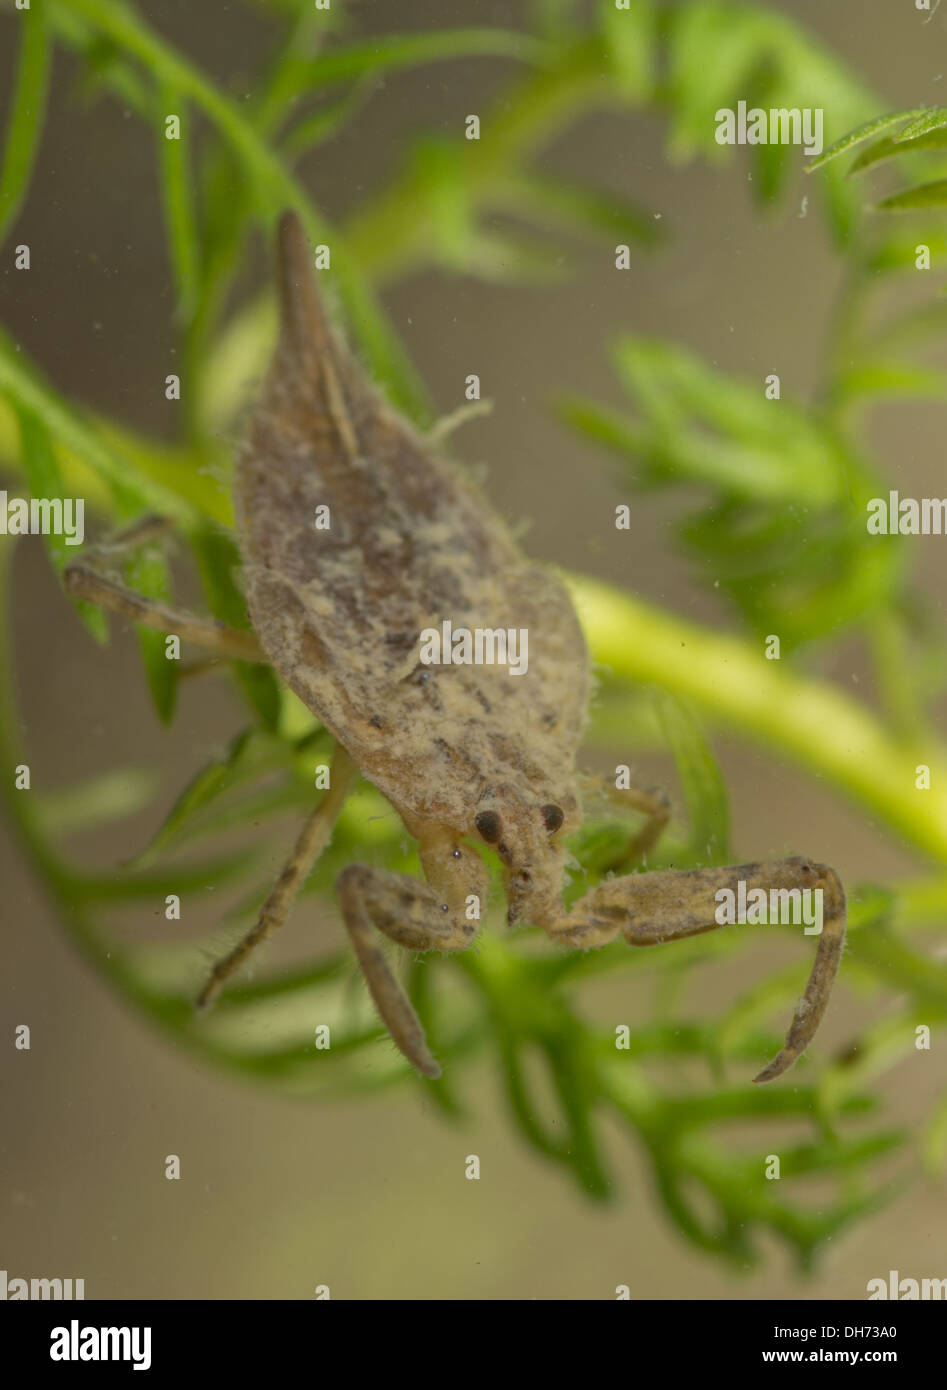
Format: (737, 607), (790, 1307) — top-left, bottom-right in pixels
(0, 0), (51, 247)
(569, 574), (947, 863)
(52, 0), (430, 419)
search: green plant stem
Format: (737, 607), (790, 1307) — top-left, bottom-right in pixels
(568, 573), (947, 863)
(298, 29), (550, 87)
(342, 37), (609, 282)
(0, 0), (50, 246)
(199, 34), (618, 427)
(52, 0), (430, 419)
(0, 333), (198, 523)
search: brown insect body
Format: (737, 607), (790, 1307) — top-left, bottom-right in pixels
(236, 215), (586, 887)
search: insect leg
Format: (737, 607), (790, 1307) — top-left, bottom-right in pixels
(579, 771), (670, 870)
(196, 746), (358, 1010)
(427, 399), (494, 445)
(336, 851), (486, 1080)
(542, 856), (846, 1083)
(63, 515), (263, 662)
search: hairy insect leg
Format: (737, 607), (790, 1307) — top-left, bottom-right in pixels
(579, 771), (671, 870)
(542, 856), (845, 1083)
(63, 514), (263, 663)
(197, 747), (358, 1010)
(336, 834), (489, 1079)
(427, 399), (494, 445)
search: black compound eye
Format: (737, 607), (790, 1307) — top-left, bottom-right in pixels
(540, 803), (564, 834)
(475, 810), (502, 843)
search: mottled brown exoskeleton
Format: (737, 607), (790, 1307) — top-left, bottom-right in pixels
(65, 211), (845, 1082)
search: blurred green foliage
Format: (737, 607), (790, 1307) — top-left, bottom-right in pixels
(1, 0), (946, 1272)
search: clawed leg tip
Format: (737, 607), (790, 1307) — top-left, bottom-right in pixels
(753, 1051), (794, 1085)
(411, 1050), (441, 1079)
